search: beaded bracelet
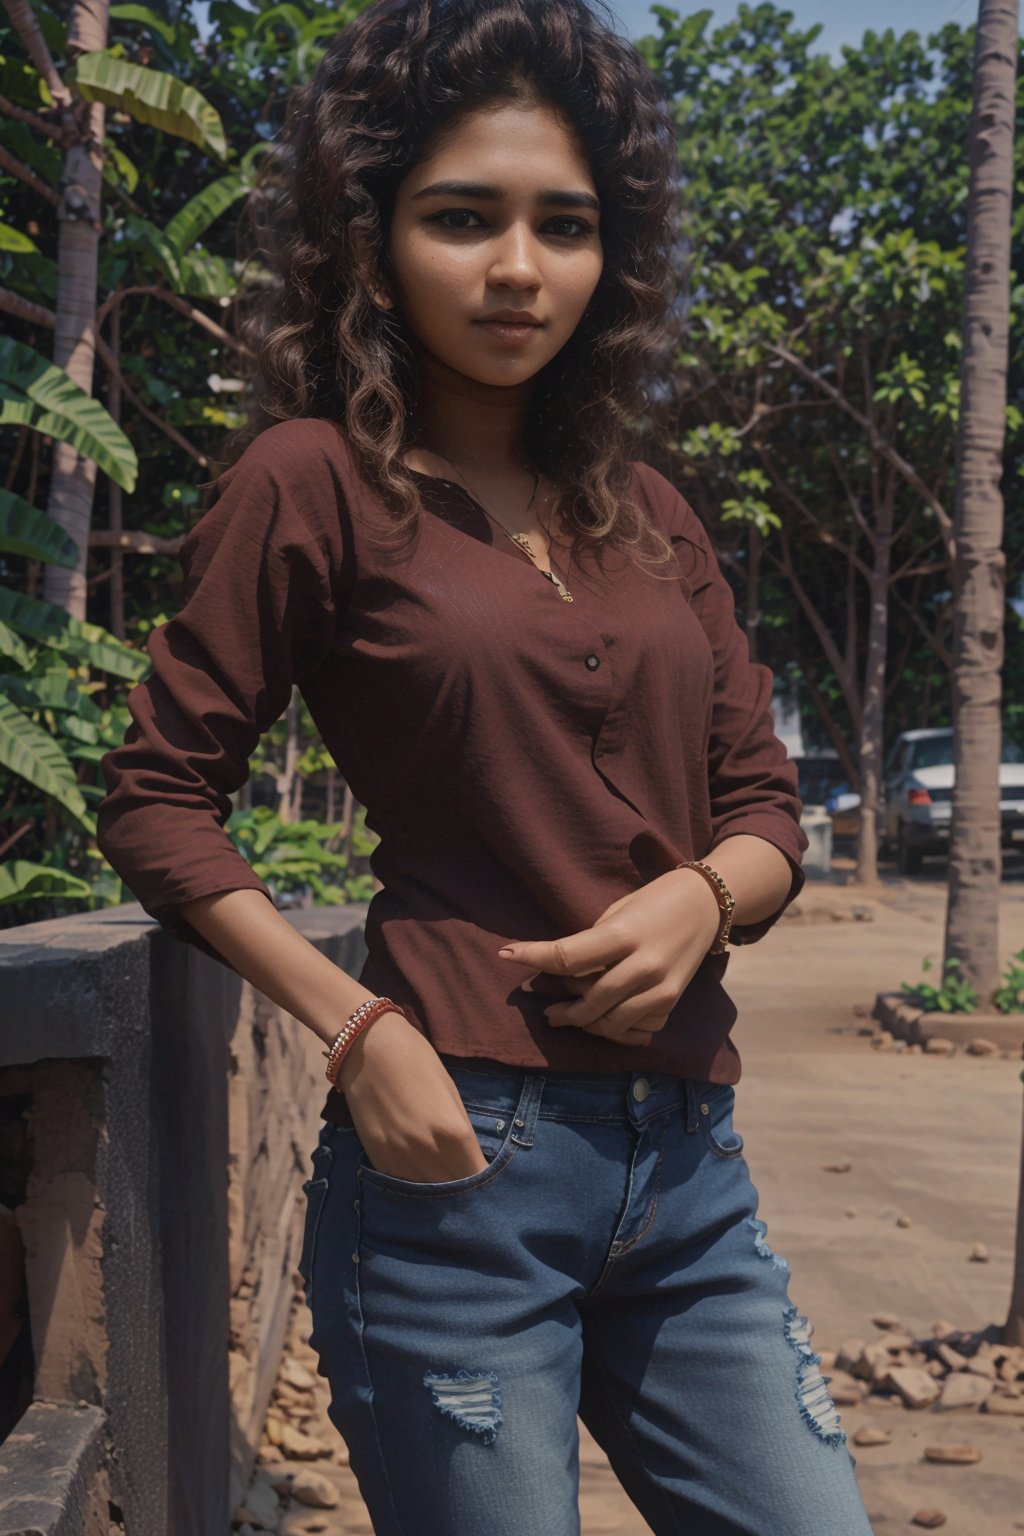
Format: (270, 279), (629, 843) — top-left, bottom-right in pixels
(323, 996), (407, 1086)
(673, 859), (736, 955)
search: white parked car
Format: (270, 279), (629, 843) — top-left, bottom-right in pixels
(879, 726), (1024, 875)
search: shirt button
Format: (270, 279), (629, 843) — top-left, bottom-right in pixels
(585, 653), (601, 670)
(632, 1077), (650, 1102)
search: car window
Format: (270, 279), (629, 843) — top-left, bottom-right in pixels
(901, 733), (1021, 770)
(907, 735), (955, 772)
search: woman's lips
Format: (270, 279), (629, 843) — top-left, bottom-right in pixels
(473, 320), (546, 343)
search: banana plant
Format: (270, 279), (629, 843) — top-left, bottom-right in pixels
(0, 480), (147, 856)
(0, 0), (374, 923)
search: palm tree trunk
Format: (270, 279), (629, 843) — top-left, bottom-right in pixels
(944, 0), (1017, 1010)
(41, 0), (109, 620)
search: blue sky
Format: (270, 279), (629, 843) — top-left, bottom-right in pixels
(611, 0), (989, 50)
(191, 1), (1003, 52)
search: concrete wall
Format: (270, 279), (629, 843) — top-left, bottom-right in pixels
(0, 901), (367, 1536)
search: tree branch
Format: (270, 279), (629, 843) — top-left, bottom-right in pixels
(0, 285), (210, 466)
(0, 0), (73, 112)
(765, 526), (864, 739)
(89, 528), (186, 555)
(0, 90), (72, 145)
(0, 142), (60, 205)
(96, 283), (252, 356)
(765, 340), (956, 559)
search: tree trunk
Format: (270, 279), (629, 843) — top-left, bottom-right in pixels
(106, 291), (124, 639)
(853, 540), (890, 884)
(945, 0), (1017, 1012)
(856, 496), (894, 885)
(342, 782), (355, 869)
(746, 521), (762, 663)
(275, 687), (300, 823)
(41, 0), (109, 620)
(1011, 1090), (1024, 1347)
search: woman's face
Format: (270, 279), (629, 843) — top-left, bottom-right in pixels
(384, 100), (604, 389)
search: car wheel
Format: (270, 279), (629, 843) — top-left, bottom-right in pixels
(897, 822), (924, 877)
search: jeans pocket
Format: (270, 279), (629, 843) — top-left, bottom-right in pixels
(298, 1141), (332, 1307)
(696, 1083), (745, 1160)
(355, 1089), (521, 1199)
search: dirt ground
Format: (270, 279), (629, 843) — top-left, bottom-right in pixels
(242, 853), (1024, 1535)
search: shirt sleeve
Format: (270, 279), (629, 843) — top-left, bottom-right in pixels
(95, 431), (342, 971)
(638, 465), (809, 946)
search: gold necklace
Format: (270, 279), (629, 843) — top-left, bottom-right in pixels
(438, 455), (574, 603)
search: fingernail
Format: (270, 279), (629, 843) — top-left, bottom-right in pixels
(498, 946), (515, 957)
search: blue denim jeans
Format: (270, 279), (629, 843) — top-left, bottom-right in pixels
(298, 1057), (875, 1535)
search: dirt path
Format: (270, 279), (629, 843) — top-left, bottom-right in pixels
(237, 869), (1024, 1535)
(729, 871), (1024, 1535)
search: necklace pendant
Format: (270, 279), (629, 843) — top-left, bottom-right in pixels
(541, 569), (573, 602)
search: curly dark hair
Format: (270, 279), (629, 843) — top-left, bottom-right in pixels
(228, 0), (683, 569)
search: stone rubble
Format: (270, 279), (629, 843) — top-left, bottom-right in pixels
(232, 1271), (345, 1534)
(821, 1312), (1024, 1432)
(923, 1443), (983, 1465)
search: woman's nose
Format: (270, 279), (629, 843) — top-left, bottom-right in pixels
(486, 224), (542, 289)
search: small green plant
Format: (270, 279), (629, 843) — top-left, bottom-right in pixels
(226, 805), (377, 906)
(900, 955), (979, 1014)
(993, 947), (1024, 1015)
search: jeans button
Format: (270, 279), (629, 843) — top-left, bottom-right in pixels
(632, 1077), (650, 1102)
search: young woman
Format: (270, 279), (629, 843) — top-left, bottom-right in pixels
(96, 2), (875, 1531)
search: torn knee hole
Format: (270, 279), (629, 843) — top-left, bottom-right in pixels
(783, 1304), (848, 1449)
(423, 1367), (502, 1446)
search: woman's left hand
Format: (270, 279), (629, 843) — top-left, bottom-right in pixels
(496, 870), (724, 1047)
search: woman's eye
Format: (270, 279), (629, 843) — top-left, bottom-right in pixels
(427, 210), (595, 238)
(430, 209), (486, 230)
(544, 217), (595, 239)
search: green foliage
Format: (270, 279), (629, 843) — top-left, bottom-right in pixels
(639, 5), (1023, 752)
(993, 948), (1024, 1015)
(71, 49), (229, 162)
(0, 0), (380, 931)
(900, 955), (979, 1014)
(227, 805), (378, 907)
(0, 337), (138, 491)
(900, 950), (1024, 1015)
(0, 860), (93, 906)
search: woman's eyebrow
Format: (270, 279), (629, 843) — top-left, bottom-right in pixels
(410, 179), (600, 213)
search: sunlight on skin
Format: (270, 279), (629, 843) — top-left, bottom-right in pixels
(374, 98), (604, 493)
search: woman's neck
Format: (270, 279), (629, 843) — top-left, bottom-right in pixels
(405, 344), (534, 478)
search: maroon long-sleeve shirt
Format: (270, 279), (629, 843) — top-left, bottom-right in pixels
(95, 416), (808, 1115)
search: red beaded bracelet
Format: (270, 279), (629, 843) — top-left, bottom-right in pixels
(323, 996), (407, 1086)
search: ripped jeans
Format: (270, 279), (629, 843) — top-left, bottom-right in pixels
(298, 1058), (875, 1536)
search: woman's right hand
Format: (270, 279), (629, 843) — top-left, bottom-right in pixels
(333, 1010), (490, 1182)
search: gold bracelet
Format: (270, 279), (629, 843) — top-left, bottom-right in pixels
(673, 859), (736, 955)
